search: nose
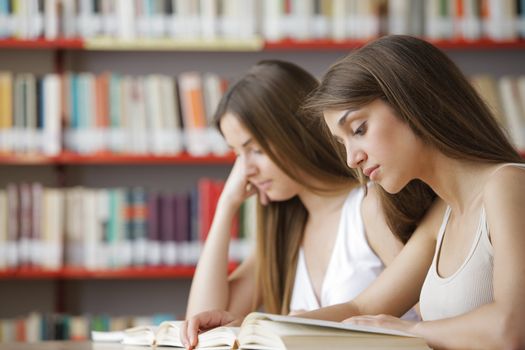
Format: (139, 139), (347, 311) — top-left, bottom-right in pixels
(243, 155), (257, 177)
(346, 147), (366, 169)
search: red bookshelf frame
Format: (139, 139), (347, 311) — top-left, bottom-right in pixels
(0, 151), (522, 165)
(0, 152), (236, 165)
(2, 37), (525, 51)
(0, 38), (84, 49)
(0, 264), (238, 280)
(265, 38), (525, 51)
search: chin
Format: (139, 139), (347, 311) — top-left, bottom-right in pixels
(269, 191), (297, 202)
(377, 180), (405, 195)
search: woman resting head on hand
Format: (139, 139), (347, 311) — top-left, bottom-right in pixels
(181, 59), (419, 349)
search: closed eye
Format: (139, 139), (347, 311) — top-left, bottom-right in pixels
(353, 122), (367, 136)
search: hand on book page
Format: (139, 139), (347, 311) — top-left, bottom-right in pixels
(156, 321), (239, 349)
(235, 312), (431, 350)
(183, 310), (241, 349)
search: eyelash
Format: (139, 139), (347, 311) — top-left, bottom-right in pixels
(353, 122), (367, 136)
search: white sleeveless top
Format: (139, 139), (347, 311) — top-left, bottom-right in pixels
(420, 163), (525, 321)
(290, 186), (419, 320)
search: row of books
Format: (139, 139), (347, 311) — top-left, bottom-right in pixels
(0, 0), (524, 42)
(471, 75), (525, 149)
(0, 71), (229, 156)
(0, 71), (524, 157)
(0, 311), (177, 342)
(389, 0), (525, 40)
(0, 179), (256, 271)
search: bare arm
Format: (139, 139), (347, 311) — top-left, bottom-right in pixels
(297, 198), (445, 321)
(350, 167), (525, 350)
(361, 184), (404, 266)
(407, 167), (525, 349)
(185, 159), (261, 319)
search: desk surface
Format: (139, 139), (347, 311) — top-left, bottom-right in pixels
(0, 342), (127, 350)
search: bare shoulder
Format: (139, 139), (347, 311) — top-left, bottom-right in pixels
(483, 164), (525, 199)
(482, 164), (525, 239)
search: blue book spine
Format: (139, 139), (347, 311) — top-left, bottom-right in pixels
(0, 0), (9, 38)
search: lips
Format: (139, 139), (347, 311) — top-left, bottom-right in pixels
(256, 180), (272, 191)
(363, 165), (379, 178)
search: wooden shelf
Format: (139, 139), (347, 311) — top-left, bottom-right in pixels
(0, 152), (236, 165)
(2, 37), (525, 52)
(84, 37), (264, 51)
(0, 37), (263, 51)
(0, 264), (238, 280)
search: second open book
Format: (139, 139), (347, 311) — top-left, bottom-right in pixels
(93, 312), (430, 349)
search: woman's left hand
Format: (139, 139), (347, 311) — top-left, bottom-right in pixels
(344, 314), (419, 335)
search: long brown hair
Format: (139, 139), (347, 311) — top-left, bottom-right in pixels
(305, 35), (522, 243)
(215, 60), (356, 314)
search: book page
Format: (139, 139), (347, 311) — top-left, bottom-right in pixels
(244, 312), (417, 337)
(155, 321), (239, 349)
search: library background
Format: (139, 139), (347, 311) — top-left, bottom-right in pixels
(0, 0), (524, 343)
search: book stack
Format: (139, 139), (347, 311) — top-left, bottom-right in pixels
(0, 311), (177, 342)
(0, 70), (230, 157)
(0, 180), (256, 271)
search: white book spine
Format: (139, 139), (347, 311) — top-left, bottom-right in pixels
(461, 0), (481, 40)
(200, 0), (217, 39)
(331, 0), (347, 40)
(61, 0), (77, 38)
(160, 76), (183, 154)
(116, 0), (135, 40)
(263, 0), (283, 41)
(289, 0), (313, 40)
(43, 74), (61, 156)
(44, 0), (58, 39)
(101, 0), (118, 37)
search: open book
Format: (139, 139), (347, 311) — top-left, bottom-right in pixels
(92, 322), (239, 349)
(92, 312), (430, 349)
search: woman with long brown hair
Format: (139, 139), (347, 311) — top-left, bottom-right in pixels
(300, 35), (525, 349)
(182, 60), (419, 348)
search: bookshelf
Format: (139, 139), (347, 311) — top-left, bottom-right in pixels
(0, 0), (524, 343)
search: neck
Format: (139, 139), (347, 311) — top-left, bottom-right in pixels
(297, 184), (356, 219)
(419, 152), (495, 214)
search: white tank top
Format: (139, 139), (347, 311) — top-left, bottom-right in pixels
(420, 163), (525, 321)
(289, 185), (419, 320)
